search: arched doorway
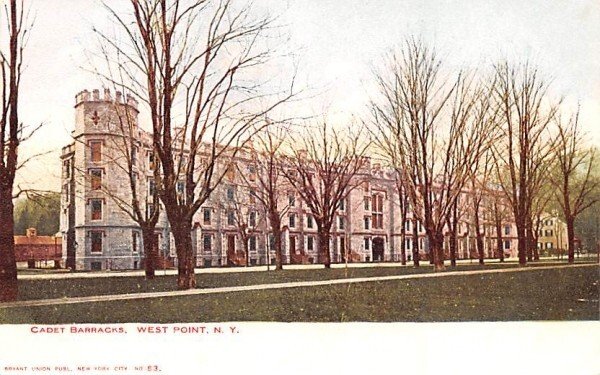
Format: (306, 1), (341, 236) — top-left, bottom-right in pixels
(372, 237), (384, 262)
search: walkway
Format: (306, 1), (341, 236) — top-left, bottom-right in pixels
(17, 257), (539, 280)
(2, 263), (596, 309)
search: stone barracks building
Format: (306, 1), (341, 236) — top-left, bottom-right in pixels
(61, 89), (518, 270)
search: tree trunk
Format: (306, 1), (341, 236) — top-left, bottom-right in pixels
(270, 215), (283, 270)
(318, 229), (331, 268)
(243, 237), (249, 267)
(567, 216), (575, 264)
(526, 219), (534, 262)
(516, 217), (527, 265)
(449, 229), (457, 267)
(412, 220), (420, 267)
(532, 230), (540, 261)
(0, 188), (18, 301)
(172, 221), (196, 289)
(142, 226), (156, 279)
(476, 232), (484, 265)
(400, 233), (406, 265)
(496, 221), (504, 263)
(430, 231), (445, 271)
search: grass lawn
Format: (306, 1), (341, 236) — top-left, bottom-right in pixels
(14, 260), (582, 301)
(1, 265), (597, 323)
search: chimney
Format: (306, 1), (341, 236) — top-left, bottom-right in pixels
(104, 88), (111, 101)
(115, 91), (123, 103)
(92, 89), (100, 101)
(126, 94), (138, 109)
(26, 228), (37, 237)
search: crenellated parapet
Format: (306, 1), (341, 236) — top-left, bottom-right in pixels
(75, 88), (138, 111)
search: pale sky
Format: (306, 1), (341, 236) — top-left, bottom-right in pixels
(14, 0), (600, 192)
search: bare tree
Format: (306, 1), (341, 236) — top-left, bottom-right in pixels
(369, 39), (494, 271)
(98, 92), (162, 278)
(237, 127), (291, 270)
(0, 0), (33, 301)
(491, 61), (560, 265)
(98, 0), (295, 288)
(469, 151), (496, 265)
(551, 111), (599, 263)
(282, 121), (369, 268)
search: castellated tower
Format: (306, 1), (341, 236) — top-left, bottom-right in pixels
(60, 88), (169, 271)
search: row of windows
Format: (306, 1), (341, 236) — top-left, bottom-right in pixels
(87, 140), (159, 171)
(87, 230), (141, 253)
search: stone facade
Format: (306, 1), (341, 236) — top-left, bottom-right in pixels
(61, 88), (519, 270)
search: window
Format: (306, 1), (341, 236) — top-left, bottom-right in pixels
(404, 220), (411, 232)
(90, 169), (102, 190)
(546, 242), (552, 249)
(307, 215), (314, 229)
(132, 231), (139, 252)
(364, 216), (371, 230)
(268, 234), (275, 250)
(249, 190), (256, 204)
(203, 234), (212, 253)
(307, 236), (314, 251)
(148, 151), (155, 170)
(90, 231), (103, 253)
(289, 213), (296, 228)
(290, 236), (297, 254)
(504, 225), (511, 235)
(90, 141), (102, 162)
(91, 199), (102, 220)
(225, 163), (236, 181)
(63, 160), (71, 179)
(338, 199), (345, 211)
(364, 237), (371, 251)
(405, 238), (412, 250)
(131, 146), (138, 165)
(203, 208), (211, 225)
(249, 211), (257, 227)
(504, 240), (510, 250)
(148, 179), (156, 197)
(146, 203), (155, 217)
(91, 262), (102, 271)
(338, 216), (345, 230)
(418, 221), (423, 233)
(248, 165), (256, 182)
(249, 236), (257, 252)
(177, 181), (185, 204)
(288, 194), (295, 207)
(364, 196), (371, 211)
(63, 184), (70, 203)
(372, 194), (384, 229)
(226, 186), (235, 201)
(227, 211), (235, 226)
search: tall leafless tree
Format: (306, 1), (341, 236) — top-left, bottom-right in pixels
(98, 93), (162, 278)
(282, 121), (369, 268)
(98, 0), (295, 288)
(0, 0), (32, 301)
(369, 39), (494, 271)
(551, 111), (599, 263)
(237, 127), (291, 270)
(491, 61), (560, 265)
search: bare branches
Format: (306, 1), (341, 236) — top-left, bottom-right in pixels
(490, 60), (561, 264)
(281, 120), (370, 267)
(95, 0), (297, 288)
(550, 109), (599, 262)
(368, 38), (494, 270)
